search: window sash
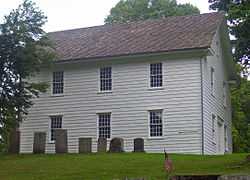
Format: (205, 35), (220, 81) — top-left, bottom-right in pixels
(100, 67), (112, 91)
(150, 63), (162, 87)
(98, 113), (111, 138)
(224, 125), (228, 151)
(149, 110), (163, 137)
(53, 71), (64, 94)
(212, 114), (216, 142)
(50, 116), (62, 141)
(223, 82), (227, 106)
(211, 68), (215, 94)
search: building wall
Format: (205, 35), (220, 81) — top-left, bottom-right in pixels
(202, 28), (233, 154)
(20, 55), (203, 154)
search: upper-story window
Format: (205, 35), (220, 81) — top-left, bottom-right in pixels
(53, 71), (64, 94)
(210, 67), (215, 96)
(149, 110), (163, 137)
(223, 82), (227, 107)
(100, 67), (112, 91)
(150, 63), (163, 88)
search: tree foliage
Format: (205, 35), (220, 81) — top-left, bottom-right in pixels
(231, 73), (250, 152)
(105, 0), (200, 24)
(209, 0), (250, 75)
(0, 0), (55, 152)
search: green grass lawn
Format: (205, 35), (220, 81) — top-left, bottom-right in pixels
(0, 153), (249, 180)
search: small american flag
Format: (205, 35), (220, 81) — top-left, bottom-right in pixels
(164, 149), (173, 173)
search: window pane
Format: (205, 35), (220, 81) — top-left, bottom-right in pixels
(211, 67), (215, 94)
(98, 113), (111, 138)
(53, 71), (64, 94)
(149, 110), (163, 137)
(150, 63), (162, 87)
(100, 67), (112, 91)
(50, 116), (62, 141)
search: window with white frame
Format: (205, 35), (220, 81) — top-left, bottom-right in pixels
(50, 115), (62, 142)
(150, 63), (163, 88)
(149, 110), (163, 137)
(98, 113), (111, 138)
(210, 67), (215, 95)
(212, 114), (216, 143)
(52, 71), (64, 94)
(224, 125), (228, 152)
(100, 67), (112, 91)
(223, 82), (227, 107)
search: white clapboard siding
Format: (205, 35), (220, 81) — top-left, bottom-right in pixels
(202, 29), (233, 154)
(20, 56), (202, 154)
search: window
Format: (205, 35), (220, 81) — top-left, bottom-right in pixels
(53, 71), (64, 94)
(212, 114), (216, 143)
(224, 125), (228, 152)
(150, 63), (162, 88)
(223, 82), (227, 107)
(149, 110), (163, 137)
(100, 67), (112, 91)
(50, 116), (62, 142)
(98, 113), (111, 138)
(210, 67), (215, 95)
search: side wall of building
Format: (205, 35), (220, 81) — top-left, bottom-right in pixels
(20, 56), (203, 154)
(202, 28), (233, 154)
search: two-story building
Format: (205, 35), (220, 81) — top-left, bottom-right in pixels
(20, 12), (235, 154)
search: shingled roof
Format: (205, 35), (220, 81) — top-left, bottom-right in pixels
(48, 12), (225, 61)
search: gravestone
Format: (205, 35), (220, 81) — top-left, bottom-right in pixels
(109, 137), (124, 153)
(55, 129), (68, 153)
(33, 132), (46, 154)
(8, 129), (20, 154)
(79, 138), (92, 153)
(97, 137), (107, 153)
(133, 138), (144, 152)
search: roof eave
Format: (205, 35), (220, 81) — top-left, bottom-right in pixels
(54, 47), (210, 65)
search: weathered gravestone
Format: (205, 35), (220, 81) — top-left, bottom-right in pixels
(133, 138), (144, 152)
(109, 137), (124, 153)
(8, 129), (20, 154)
(97, 137), (107, 152)
(79, 138), (92, 153)
(55, 129), (68, 153)
(33, 132), (46, 154)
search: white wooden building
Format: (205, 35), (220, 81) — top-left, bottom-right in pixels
(20, 12), (235, 154)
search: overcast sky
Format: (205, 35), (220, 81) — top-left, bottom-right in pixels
(0, 0), (211, 32)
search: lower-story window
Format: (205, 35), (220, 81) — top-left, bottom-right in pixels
(149, 110), (163, 137)
(98, 113), (111, 139)
(50, 115), (62, 142)
(224, 125), (228, 151)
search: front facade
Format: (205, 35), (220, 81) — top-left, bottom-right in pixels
(20, 13), (234, 154)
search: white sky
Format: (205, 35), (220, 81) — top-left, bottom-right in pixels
(0, 0), (211, 32)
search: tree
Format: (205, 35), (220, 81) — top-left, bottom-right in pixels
(209, 0), (250, 75)
(0, 0), (55, 152)
(231, 73), (250, 152)
(105, 0), (200, 24)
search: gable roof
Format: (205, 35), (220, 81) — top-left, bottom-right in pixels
(48, 12), (225, 61)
